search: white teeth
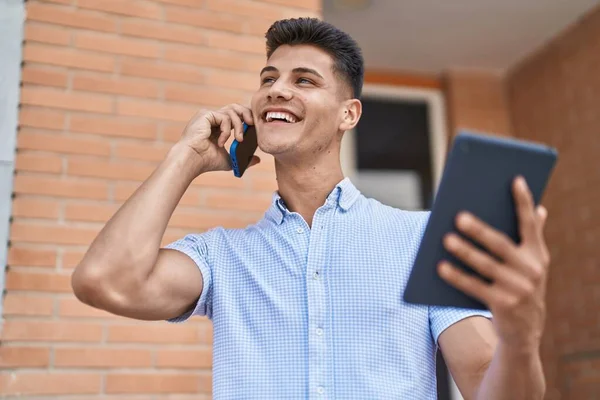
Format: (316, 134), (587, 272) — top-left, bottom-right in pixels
(265, 111), (297, 123)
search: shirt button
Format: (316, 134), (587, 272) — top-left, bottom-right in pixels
(317, 386), (325, 395)
(296, 227), (304, 234)
(316, 328), (323, 336)
(313, 271), (320, 280)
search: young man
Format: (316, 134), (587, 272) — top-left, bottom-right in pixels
(72, 18), (549, 399)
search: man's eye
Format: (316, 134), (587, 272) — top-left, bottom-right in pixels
(297, 78), (313, 85)
(262, 77), (275, 84)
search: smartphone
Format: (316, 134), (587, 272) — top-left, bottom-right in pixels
(403, 131), (558, 310)
(230, 123), (258, 178)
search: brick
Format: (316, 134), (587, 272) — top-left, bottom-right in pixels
(15, 152), (63, 174)
(69, 114), (157, 140)
(0, 373), (101, 396)
(163, 45), (264, 73)
(156, 348), (212, 369)
(192, 171), (245, 189)
(245, 18), (275, 37)
(73, 72), (159, 99)
(113, 182), (201, 206)
(5, 270), (72, 292)
(246, 55), (267, 72)
(1, 321), (103, 342)
(18, 130), (111, 157)
(250, 173), (278, 191)
(68, 158), (154, 181)
(164, 83), (248, 107)
(207, 31), (265, 55)
(278, 7), (321, 19)
(162, 123), (185, 142)
(58, 297), (118, 319)
(121, 19), (205, 45)
(65, 202), (118, 222)
(7, 247), (57, 267)
(152, 0), (205, 7)
(23, 43), (115, 72)
(165, 6), (243, 34)
(121, 58), (205, 84)
(10, 222), (99, 245)
(21, 87), (113, 114)
(26, 2), (117, 33)
(117, 98), (197, 122)
(106, 373), (200, 394)
(21, 65), (69, 88)
(55, 347), (153, 368)
(205, 191), (272, 212)
(63, 250), (86, 269)
(11, 197), (61, 219)
(107, 323), (206, 344)
(169, 210), (254, 230)
(206, 69), (258, 92)
(13, 175), (109, 200)
(74, 31), (161, 59)
(205, 0), (283, 20)
(19, 107), (66, 131)
(114, 141), (170, 162)
(24, 22), (71, 45)
(3, 294), (54, 316)
(78, 0), (162, 20)
(0, 347), (51, 368)
(162, 228), (192, 246)
(40, 0), (73, 4)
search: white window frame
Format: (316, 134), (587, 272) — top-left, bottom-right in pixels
(0, 0), (25, 318)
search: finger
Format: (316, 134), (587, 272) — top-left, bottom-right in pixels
(438, 261), (493, 305)
(443, 233), (533, 291)
(444, 233), (501, 282)
(223, 108), (244, 143)
(216, 113), (232, 148)
(228, 103), (255, 126)
(455, 212), (519, 265)
(513, 176), (537, 244)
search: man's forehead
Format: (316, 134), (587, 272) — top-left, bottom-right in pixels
(265, 44), (333, 74)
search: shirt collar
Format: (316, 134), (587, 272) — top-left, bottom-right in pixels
(266, 177), (361, 225)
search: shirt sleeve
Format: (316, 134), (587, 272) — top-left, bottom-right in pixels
(164, 233), (213, 322)
(429, 305), (493, 345)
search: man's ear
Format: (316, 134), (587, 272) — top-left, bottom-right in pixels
(339, 99), (362, 132)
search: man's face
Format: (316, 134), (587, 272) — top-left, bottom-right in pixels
(251, 44), (350, 159)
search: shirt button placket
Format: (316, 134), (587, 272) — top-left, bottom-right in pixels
(305, 207), (331, 399)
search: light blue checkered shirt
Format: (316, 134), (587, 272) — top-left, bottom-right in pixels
(166, 178), (492, 399)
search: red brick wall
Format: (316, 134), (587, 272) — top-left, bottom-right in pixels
(507, 6), (600, 399)
(1, 1), (320, 398)
(444, 69), (513, 139)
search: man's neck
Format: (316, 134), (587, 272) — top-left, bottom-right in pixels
(274, 152), (345, 228)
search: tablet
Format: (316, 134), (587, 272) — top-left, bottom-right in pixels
(403, 131), (558, 310)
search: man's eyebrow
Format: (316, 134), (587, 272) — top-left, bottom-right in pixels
(259, 66), (324, 80)
(292, 67), (324, 79)
(260, 66), (278, 76)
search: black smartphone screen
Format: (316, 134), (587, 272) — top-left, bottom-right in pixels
(232, 124), (258, 177)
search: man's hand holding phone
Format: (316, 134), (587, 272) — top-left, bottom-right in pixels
(174, 104), (261, 176)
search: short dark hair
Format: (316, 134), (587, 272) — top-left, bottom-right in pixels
(265, 17), (364, 99)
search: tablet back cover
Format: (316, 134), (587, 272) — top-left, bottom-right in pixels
(403, 131), (558, 309)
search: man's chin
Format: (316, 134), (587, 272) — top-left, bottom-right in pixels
(257, 142), (293, 157)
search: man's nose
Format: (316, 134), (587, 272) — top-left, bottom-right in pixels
(267, 80), (293, 101)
